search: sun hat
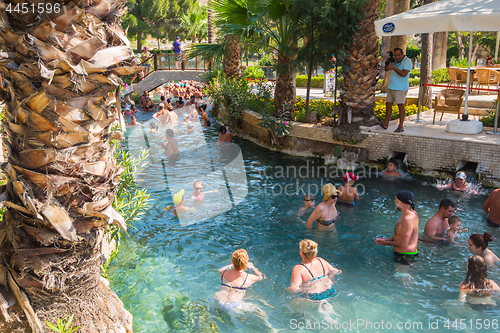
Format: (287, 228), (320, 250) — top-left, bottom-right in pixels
(173, 189), (185, 205)
(322, 183), (342, 202)
(342, 172), (359, 182)
(456, 171), (467, 180)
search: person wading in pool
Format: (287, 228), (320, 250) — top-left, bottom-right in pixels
(483, 189), (500, 227)
(337, 172), (359, 206)
(423, 198), (455, 242)
(375, 190), (419, 265)
(306, 183), (341, 230)
(159, 129), (179, 156)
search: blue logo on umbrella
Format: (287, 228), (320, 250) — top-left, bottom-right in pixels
(383, 22), (395, 34)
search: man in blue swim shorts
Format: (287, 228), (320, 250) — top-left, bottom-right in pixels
(375, 190), (419, 265)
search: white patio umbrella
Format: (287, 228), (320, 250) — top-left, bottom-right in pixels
(374, 0), (500, 134)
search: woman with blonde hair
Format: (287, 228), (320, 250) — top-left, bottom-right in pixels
(459, 255), (499, 304)
(212, 249), (264, 311)
(288, 239), (341, 301)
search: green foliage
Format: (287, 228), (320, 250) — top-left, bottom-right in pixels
(296, 75), (324, 88)
(374, 100), (428, 120)
(180, 3), (208, 43)
(257, 53), (278, 67)
(111, 149), (151, 246)
(409, 78), (420, 87)
(101, 247), (119, 280)
(257, 102), (292, 145)
(410, 69), (420, 78)
(432, 68), (449, 84)
(200, 64), (223, 85)
(46, 314), (81, 333)
(294, 96), (338, 122)
(244, 65), (265, 79)
(480, 102), (499, 127)
(377, 78), (383, 90)
(406, 44), (421, 59)
(204, 73), (251, 127)
(449, 57), (470, 68)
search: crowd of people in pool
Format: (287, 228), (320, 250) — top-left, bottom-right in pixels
(212, 164), (500, 312)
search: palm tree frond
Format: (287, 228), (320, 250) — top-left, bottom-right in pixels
(188, 43), (225, 64)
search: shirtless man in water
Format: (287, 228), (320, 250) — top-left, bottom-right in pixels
(306, 183), (341, 230)
(423, 198), (455, 242)
(159, 129), (179, 156)
(483, 189), (500, 227)
(375, 190), (419, 265)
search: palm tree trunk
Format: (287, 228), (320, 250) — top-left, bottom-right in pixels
(338, 0), (380, 136)
(420, 0), (435, 109)
(381, 0), (410, 93)
(456, 32), (465, 58)
(223, 34), (241, 78)
(208, 0), (214, 44)
(0, 1), (140, 331)
(432, 31), (448, 70)
(274, 52), (295, 116)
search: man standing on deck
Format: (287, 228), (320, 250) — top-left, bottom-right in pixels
(173, 37), (182, 70)
(375, 190), (419, 265)
(483, 189), (500, 227)
(380, 48), (412, 133)
(423, 198), (455, 241)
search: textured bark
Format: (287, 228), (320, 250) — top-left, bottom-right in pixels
(381, 0), (410, 93)
(421, 32), (434, 109)
(0, 0), (141, 331)
(223, 34), (241, 78)
(456, 32), (465, 58)
(433, 31), (448, 70)
(273, 52), (295, 116)
(420, 0), (434, 109)
(208, 0), (214, 44)
(338, 0), (380, 136)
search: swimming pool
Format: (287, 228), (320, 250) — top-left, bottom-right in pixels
(109, 110), (500, 332)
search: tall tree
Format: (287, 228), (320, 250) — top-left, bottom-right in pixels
(420, 0), (434, 109)
(0, 0), (142, 331)
(291, 0), (364, 123)
(181, 3), (208, 43)
(433, 31), (448, 70)
(336, 0), (380, 141)
(381, 0), (410, 93)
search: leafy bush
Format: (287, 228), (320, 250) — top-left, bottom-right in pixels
(258, 52), (277, 66)
(244, 65), (265, 80)
(449, 57), (470, 68)
(374, 100), (428, 120)
(205, 72), (251, 127)
(294, 96), (338, 122)
(409, 78), (420, 86)
(480, 104), (499, 127)
(296, 75), (324, 88)
(432, 68), (449, 84)
(257, 103), (292, 146)
(200, 63), (223, 84)
(410, 69), (420, 78)
(406, 45), (421, 59)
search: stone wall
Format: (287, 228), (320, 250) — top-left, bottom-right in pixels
(238, 109), (500, 184)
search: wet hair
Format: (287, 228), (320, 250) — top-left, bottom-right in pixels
(299, 239), (318, 259)
(231, 249), (248, 270)
(439, 198), (455, 210)
(200, 104), (207, 111)
(303, 193), (315, 201)
(190, 95), (195, 99)
(218, 125), (227, 134)
(131, 116), (136, 120)
(448, 216), (461, 225)
(166, 128), (175, 137)
(160, 95), (165, 102)
(469, 233), (493, 251)
(193, 180), (203, 189)
(462, 255), (489, 293)
(158, 103), (165, 110)
(203, 119), (211, 126)
(387, 159), (398, 167)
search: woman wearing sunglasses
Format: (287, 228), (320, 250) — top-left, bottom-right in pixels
(306, 183), (341, 230)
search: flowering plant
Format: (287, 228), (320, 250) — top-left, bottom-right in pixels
(258, 53), (277, 67)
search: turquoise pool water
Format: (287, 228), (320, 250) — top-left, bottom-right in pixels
(109, 110), (500, 332)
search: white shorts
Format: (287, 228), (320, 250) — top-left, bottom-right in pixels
(387, 89), (408, 105)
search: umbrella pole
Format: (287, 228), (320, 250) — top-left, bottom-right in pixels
(486, 89), (500, 135)
(463, 32), (473, 121)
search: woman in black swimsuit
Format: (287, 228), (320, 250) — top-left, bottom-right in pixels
(211, 249), (264, 311)
(306, 183), (341, 230)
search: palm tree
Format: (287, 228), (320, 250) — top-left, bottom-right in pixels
(181, 4), (208, 43)
(338, 0), (380, 135)
(0, 1), (141, 331)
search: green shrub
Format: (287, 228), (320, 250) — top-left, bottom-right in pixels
(409, 78), (420, 86)
(480, 105), (499, 127)
(294, 96), (338, 122)
(244, 65), (265, 79)
(410, 69), (420, 78)
(449, 57), (469, 68)
(258, 53), (277, 67)
(296, 75), (324, 88)
(432, 68), (449, 84)
(406, 45), (421, 59)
